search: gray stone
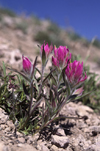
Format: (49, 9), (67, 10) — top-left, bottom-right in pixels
(89, 126), (100, 133)
(37, 140), (49, 151)
(50, 145), (59, 151)
(90, 135), (100, 151)
(17, 143), (24, 147)
(27, 135), (34, 144)
(0, 142), (11, 151)
(72, 134), (91, 150)
(51, 135), (69, 148)
(39, 143), (49, 151)
(7, 120), (15, 129)
(18, 137), (25, 143)
(16, 131), (24, 137)
(60, 102), (94, 117)
(1, 124), (7, 130)
(57, 128), (66, 136)
(76, 105), (93, 117)
(4, 127), (11, 132)
(16, 144), (38, 151)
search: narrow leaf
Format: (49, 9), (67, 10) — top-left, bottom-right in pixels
(7, 67), (30, 82)
(22, 81), (29, 96)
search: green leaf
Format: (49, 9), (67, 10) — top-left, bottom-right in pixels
(0, 83), (7, 94)
(2, 62), (6, 77)
(22, 80), (29, 96)
(7, 67), (30, 82)
(62, 65), (71, 95)
(42, 68), (56, 85)
(31, 56), (38, 79)
(35, 67), (41, 76)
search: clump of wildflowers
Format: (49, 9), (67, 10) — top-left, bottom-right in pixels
(2, 43), (88, 134)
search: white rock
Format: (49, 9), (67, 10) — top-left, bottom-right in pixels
(60, 102), (94, 117)
(76, 105), (94, 117)
(17, 144), (38, 151)
(7, 120), (15, 129)
(72, 134), (91, 149)
(50, 145), (58, 151)
(18, 137), (25, 143)
(57, 128), (66, 136)
(51, 135), (69, 148)
(89, 126), (100, 133)
(37, 141), (49, 151)
(0, 142), (10, 151)
(1, 124), (7, 130)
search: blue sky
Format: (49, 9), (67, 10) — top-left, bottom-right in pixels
(0, 0), (100, 40)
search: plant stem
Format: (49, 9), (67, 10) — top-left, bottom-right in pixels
(19, 66), (45, 130)
(29, 81), (33, 115)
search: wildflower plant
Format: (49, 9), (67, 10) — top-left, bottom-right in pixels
(0, 43), (87, 134)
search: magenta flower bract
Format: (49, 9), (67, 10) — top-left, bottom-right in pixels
(41, 43), (53, 57)
(52, 46), (71, 68)
(65, 60), (87, 86)
(22, 56), (33, 77)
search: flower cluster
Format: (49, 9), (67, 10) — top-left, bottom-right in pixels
(22, 43), (53, 77)
(65, 60), (87, 86)
(22, 55), (33, 77)
(41, 42), (53, 57)
(52, 46), (71, 68)
(51, 46), (87, 88)
(22, 44), (87, 89)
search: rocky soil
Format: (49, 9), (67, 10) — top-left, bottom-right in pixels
(0, 13), (100, 151)
(0, 101), (100, 151)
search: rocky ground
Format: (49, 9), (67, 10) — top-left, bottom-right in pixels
(0, 13), (100, 151)
(0, 101), (100, 151)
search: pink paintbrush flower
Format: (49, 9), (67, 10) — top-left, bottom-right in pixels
(22, 56), (33, 77)
(65, 60), (87, 86)
(52, 46), (71, 68)
(41, 43), (53, 57)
